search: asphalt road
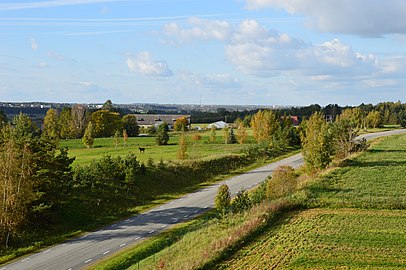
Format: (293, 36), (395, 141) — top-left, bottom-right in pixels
(2, 129), (405, 270)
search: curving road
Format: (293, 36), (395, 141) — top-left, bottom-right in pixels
(2, 129), (405, 270)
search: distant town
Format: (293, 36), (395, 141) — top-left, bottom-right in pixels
(0, 101), (291, 125)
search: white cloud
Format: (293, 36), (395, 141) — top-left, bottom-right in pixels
(163, 18), (386, 80)
(127, 51), (173, 77)
(162, 17), (232, 44)
(30, 38), (38, 51)
(244, 0), (406, 36)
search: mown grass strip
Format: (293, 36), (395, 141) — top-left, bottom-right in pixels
(217, 209), (406, 269)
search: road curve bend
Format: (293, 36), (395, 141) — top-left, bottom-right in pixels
(2, 129), (405, 270)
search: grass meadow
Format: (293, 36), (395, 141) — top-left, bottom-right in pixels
(217, 208), (406, 269)
(215, 133), (406, 269)
(60, 129), (254, 166)
(91, 133), (406, 270)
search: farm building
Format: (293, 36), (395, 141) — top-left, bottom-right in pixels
(135, 114), (191, 129)
(207, 121), (229, 129)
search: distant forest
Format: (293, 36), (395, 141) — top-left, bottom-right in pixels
(1, 101), (406, 127)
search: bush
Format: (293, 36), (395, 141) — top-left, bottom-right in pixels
(250, 181), (267, 205)
(231, 188), (251, 213)
(267, 166), (297, 200)
(215, 184), (231, 214)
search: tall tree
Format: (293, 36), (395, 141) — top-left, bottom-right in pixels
(236, 122), (247, 144)
(177, 132), (188, 160)
(156, 122), (169, 145)
(82, 122), (95, 149)
(42, 108), (59, 141)
(113, 130), (120, 147)
(71, 105), (88, 138)
(209, 125), (216, 143)
(301, 112), (332, 172)
(251, 110), (278, 143)
(58, 107), (74, 139)
(223, 126), (230, 144)
(331, 118), (358, 159)
(91, 110), (122, 138)
(123, 129), (128, 147)
(12, 113), (38, 141)
(366, 110), (382, 128)
(174, 116), (189, 131)
(122, 114), (139, 137)
(0, 128), (35, 246)
(102, 99), (114, 111)
(339, 108), (364, 129)
(228, 127), (237, 144)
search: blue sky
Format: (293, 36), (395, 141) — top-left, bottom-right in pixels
(1, 0), (406, 106)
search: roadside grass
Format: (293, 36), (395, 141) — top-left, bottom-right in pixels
(88, 195), (305, 270)
(98, 133), (406, 270)
(213, 133), (406, 269)
(307, 134), (406, 209)
(217, 208), (406, 269)
(59, 130), (254, 166)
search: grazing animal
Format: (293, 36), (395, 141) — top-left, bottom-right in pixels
(139, 147), (145, 153)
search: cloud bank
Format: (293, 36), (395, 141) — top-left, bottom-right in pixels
(244, 0), (406, 36)
(163, 18), (380, 78)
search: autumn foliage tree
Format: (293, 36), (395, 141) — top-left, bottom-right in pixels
(236, 122), (247, 144)
(215, 184), (231, 214)
(177, 132), (188, 160)
(91, 110), (122, 138)
(82, 122), (95, 149)
(0, 120), (74, 247)
(251, 110), (279, 143)
(301, 111), (333, 172)
(174, 116), (189, 131)
(42, 108), (60, 141)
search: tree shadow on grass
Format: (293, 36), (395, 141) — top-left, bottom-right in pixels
(367, 149), (406, 153)
(340, 159), (406, 168)
(199, 210), (300, 270)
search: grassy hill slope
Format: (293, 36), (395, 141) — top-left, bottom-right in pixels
(216, 134), (406, 269)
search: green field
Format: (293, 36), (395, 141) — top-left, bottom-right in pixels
(217, 208), (406, 269)
(59, 130), (254, 166)
(308, 134), (406, 209)
(87, 133), (406, 270)
(214, 133), (406, 269)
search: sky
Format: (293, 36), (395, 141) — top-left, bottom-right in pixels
(1, 0), (406, 106)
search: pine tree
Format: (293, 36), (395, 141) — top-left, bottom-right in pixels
(229, 127), (237, 144)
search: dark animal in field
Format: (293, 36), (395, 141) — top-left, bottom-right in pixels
(139, 147), (145, 153)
